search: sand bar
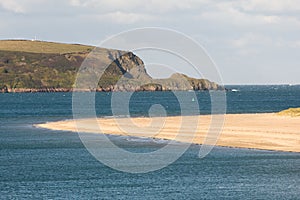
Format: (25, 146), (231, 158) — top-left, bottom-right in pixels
(36, 113), (300, 153)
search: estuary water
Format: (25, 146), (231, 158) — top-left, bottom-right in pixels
(1, 85), (300, 199)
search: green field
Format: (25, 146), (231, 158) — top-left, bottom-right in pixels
(0, 40), (93, 54)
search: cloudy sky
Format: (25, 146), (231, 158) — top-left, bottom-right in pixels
(0, 0), (299, 84)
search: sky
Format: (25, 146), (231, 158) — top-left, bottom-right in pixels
(0, 0), (299, 84)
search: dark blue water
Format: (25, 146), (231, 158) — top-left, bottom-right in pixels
(1, 85), (300, 199)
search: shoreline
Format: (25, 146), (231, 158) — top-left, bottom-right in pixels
(35, 113), (300, 153)
(0, 88), (225, 93)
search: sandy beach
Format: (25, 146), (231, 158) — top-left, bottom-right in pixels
(36, 113), (300, 153)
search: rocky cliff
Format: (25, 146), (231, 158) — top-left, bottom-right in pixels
(0, 40), (223, 93)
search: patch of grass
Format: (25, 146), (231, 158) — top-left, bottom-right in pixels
(278, 108), (300, 117)
(0, 40), (94, 54)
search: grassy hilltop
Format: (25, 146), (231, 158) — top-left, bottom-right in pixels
(0, 40), (93, 91)
(0, 40), (223, 92)
(0, 40), (93, 54)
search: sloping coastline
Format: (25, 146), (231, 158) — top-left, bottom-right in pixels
(0, 40), (224, 93)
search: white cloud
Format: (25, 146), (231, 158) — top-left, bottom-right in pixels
(67, 0), (209, 24)
(67, 0), (300, 14)
(94, 11), (157, 24)
(68, 0), (209, 13)
(0, 0), (26, 13)
(0, 0), (55, 14)
(231, 33), (273, 47)
(274, 39), (300, 48)
(199, 2), (300, 27)
(293, 41), (300, 48)
(69, 0), (81, 7)
(262, 15), (280, 24)
(230, 32), (300, 52)
(238, 0), (300, 12)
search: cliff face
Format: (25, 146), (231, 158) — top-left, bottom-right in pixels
(0, 40), (223, 93)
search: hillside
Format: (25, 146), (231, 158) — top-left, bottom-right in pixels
(0, 40), (223, 92)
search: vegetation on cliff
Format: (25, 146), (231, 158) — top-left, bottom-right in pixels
(278, 108), (300, 117)
(0, 40), (223, 92)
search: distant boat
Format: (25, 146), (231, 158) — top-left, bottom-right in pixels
(231, 89), (239, 92)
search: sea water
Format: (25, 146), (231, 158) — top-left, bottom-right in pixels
(0, 85), (300, 199)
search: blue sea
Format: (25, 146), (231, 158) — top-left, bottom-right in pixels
(1, 85), (300, 199)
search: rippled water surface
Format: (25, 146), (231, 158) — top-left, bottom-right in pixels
(1, 85), (300, 199)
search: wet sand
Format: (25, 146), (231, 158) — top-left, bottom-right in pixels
(35, 113), (300, 152)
